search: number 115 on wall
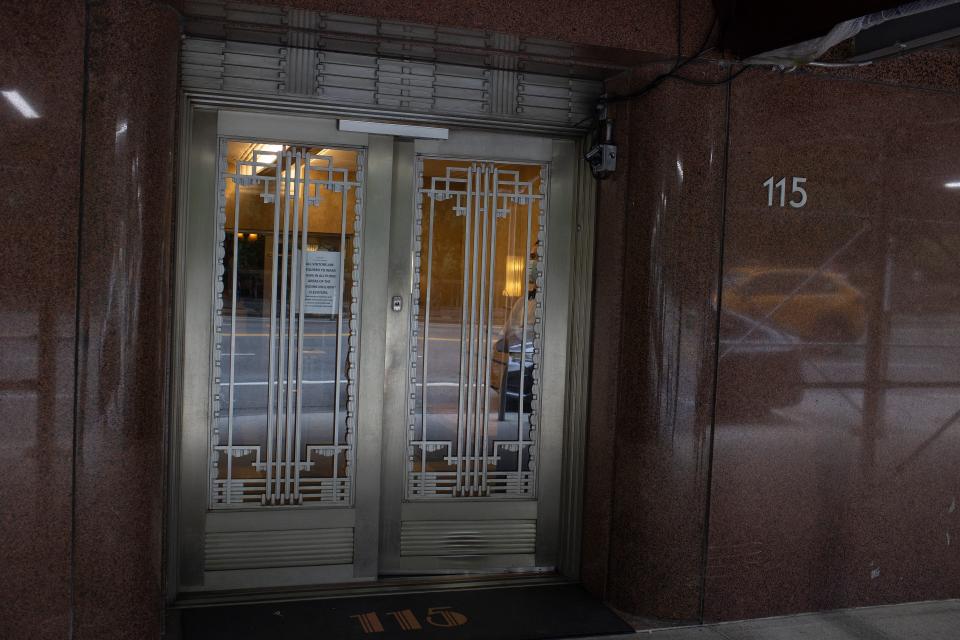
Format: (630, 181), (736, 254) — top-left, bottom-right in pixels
(763, 176), (808, 208)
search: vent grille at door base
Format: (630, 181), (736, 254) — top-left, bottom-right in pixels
(205, 527), (354, 570)
(400, 520), (535, 557)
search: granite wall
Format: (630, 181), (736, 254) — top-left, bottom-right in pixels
(2, 1), (960, 637)
(0, 4), (85, 638)
(586, 49), (960, 622)
(0, 1), (179, 638)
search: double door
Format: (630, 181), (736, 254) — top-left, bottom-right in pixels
(173, 109), (577, 594)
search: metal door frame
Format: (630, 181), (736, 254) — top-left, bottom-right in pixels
(170, 107), (397, 594)
(166, 91), (596, 603)
(378, 132), (576, 575)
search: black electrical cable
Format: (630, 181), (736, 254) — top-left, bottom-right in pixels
(603, 12), (720, 105)
(572, 3), (746, 129)
(668, 64), (752, 86)
(571, 112), (597, 129)
(571, 2), (703, 129)
(572, 65), (750, 134)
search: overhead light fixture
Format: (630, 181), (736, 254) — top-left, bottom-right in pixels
(946, 181), (960, 189)
(253, 143), (284, 167)
(338, 119), (448, 140)
(1, 90), (40, 118)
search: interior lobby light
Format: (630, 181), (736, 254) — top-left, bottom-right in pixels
(1, 90), (40, 118)
(946, 181), (960, 189)
(504, 256), (526, 297)
(254, 143), (284, 168)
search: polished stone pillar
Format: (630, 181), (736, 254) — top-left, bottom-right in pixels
(585, 62), (729, 621)
(73, 1), (180, 637)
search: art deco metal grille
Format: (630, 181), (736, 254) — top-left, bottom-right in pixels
(180, 2), (606, 128)
(210, 141), (364, 507)
(408, 159), (546, 499)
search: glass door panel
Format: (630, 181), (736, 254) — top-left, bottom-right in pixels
(174, 111), (388, 594)
(215, 141), (364, 507)
(408, 159), (546, 499)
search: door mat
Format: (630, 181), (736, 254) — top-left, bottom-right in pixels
(179, 583), (634, 640)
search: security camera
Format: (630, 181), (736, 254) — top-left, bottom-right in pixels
(585, 143), (617, 180)
(585, 118), (616, 180)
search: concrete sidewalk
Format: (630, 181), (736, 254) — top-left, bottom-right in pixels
(584, 600), (960, 640)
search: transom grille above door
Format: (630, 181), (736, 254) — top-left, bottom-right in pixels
(211, 140), (365, 507)
(407, 159), (547, 499)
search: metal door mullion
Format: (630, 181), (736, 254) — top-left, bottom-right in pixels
(480, 170), (501, 495)
(517, 192), (534, 476)
(225, 167), (242, 506)
(472, 164), (491, 495)
(292, 154), (311, 504)
(283, 150), (304, 504)
(530, 166), (546, 484)
(476, 163), (493, 495)
(331, 166), (350, 489)
(345, 149), (365, 505)
(274, 150), (293, 505)
(464, 164), (484, 496)
(420, 178), (438, 479)
(264, 155), (282, 505)
(454, 166), (473, 496)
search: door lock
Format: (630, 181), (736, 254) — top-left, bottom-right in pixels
(391, 295), (403, 312)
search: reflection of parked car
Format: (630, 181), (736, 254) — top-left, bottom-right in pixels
(491, 336), (534, 417)
(716, 309), (804, 419)
(724, 268), (865, 343)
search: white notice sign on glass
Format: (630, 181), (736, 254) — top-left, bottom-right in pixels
(304, 250), (340, 315)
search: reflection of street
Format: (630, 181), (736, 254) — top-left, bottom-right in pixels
(217, 313), (531, 475)
(801, 314), (960, 385)
(724, 386), (960, 439)
(220, 316), (349, 413)
(710, 384), (960, 602)
(219, 317), (512, 414)
(718, 313), (960, 421)
(414, 320), (479, 411)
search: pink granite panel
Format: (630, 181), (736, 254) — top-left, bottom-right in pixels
(0, 3), (84, 639)
(812, 48), (960, 93)
(599, 62), (729, 621)
(72, 1), (180, 638)
(706, 69), (960, 621)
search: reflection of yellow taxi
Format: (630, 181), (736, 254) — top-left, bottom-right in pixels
(724, 268), (866, 342)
